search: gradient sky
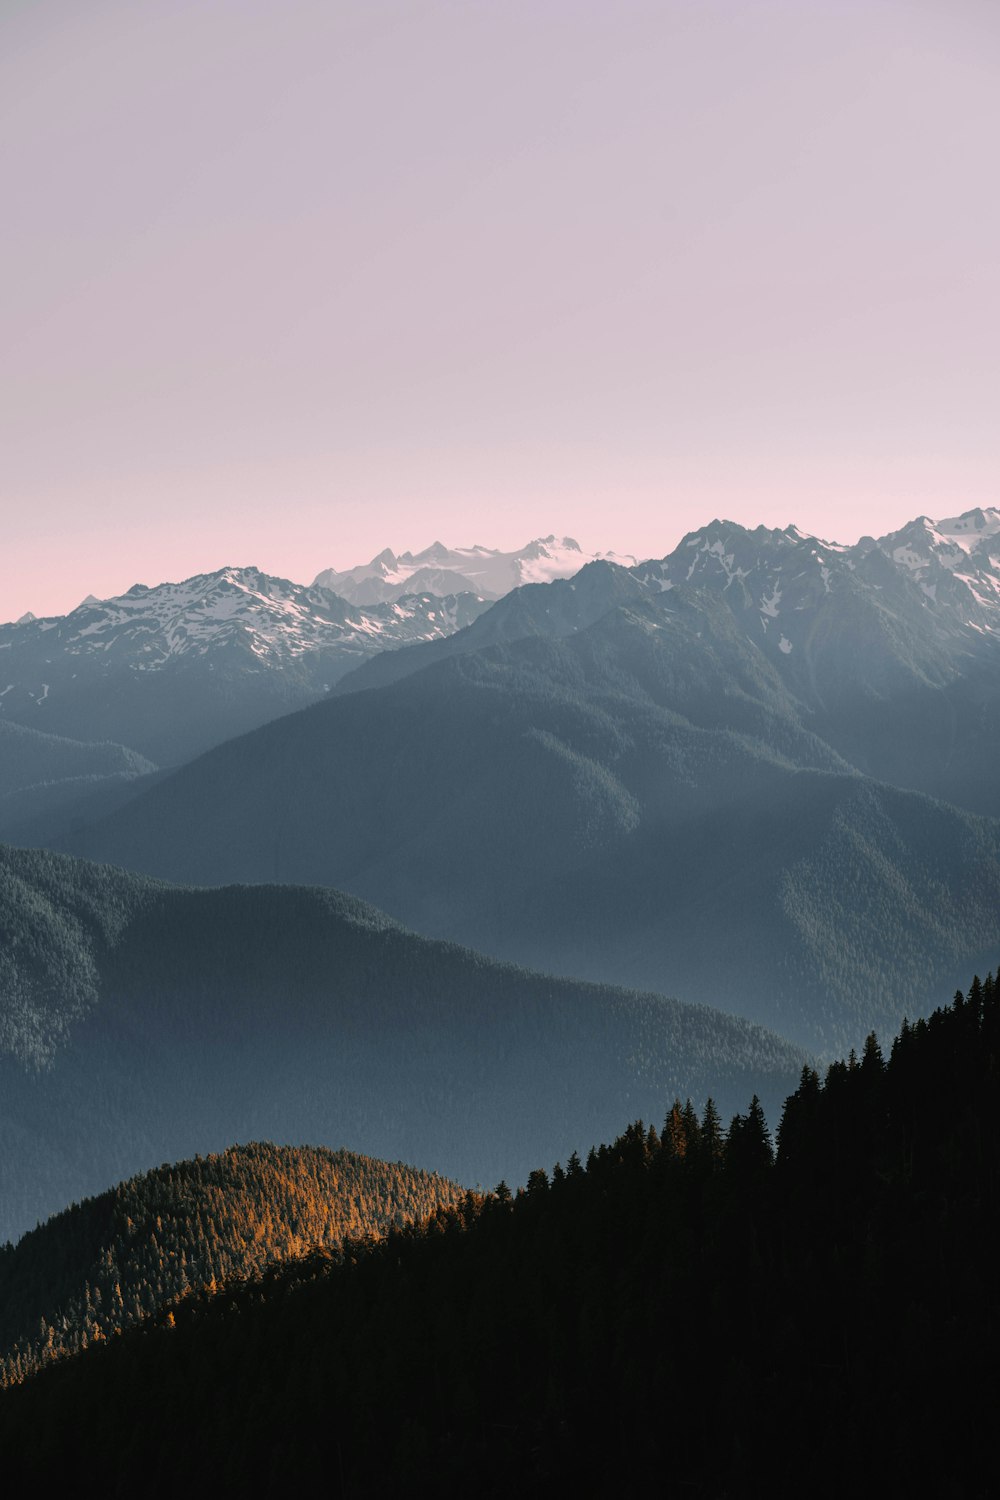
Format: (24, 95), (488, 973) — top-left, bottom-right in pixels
(2, 0), (998, 621)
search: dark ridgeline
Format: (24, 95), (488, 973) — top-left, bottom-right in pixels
(1, 973), (996, 1495)
(0, 1143), (463, 1386)
(0, 843), (807, 1243)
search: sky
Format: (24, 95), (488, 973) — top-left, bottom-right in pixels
(2, 0), (998, 621)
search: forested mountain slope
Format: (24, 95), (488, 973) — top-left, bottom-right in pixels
(2, 972), (995, 1496)
(0, 1143), (462, 1385)
(0, 844), (806, 1243)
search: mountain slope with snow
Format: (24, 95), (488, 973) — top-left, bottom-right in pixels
(633, 505), (1000, 667)
(0, 566), (490, 764)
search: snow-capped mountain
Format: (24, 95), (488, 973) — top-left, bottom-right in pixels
(313, 536), (636, 604)
(631, 506), (1000, 668)
(0, 565), (490, 764)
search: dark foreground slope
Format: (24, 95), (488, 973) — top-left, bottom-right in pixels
(74, 602), (1000, 1052)
(0, 845), (806, 1243)
(1, 973), (995, 1497)
(0, 1143), (462, 1385)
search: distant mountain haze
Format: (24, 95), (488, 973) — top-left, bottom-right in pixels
(313, 535), (638, 604)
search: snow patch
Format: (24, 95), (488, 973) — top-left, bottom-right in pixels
(892, 546), (925, 572)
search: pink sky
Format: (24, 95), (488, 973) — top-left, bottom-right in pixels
(2, 0), (998, 621)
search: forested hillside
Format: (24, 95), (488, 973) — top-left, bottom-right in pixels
(1, 972), (994, 1495)
(0, 1143), (462, 1385)
(0, 844), (807, 1242)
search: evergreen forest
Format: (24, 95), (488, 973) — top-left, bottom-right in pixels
(0, 1143), (462, 1386)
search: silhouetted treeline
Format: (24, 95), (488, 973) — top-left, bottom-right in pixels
(0, 972), (997, 1494)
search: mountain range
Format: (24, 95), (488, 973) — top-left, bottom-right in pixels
(339, 507), (1000, 813)
(55, 507), (1000, 1055)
